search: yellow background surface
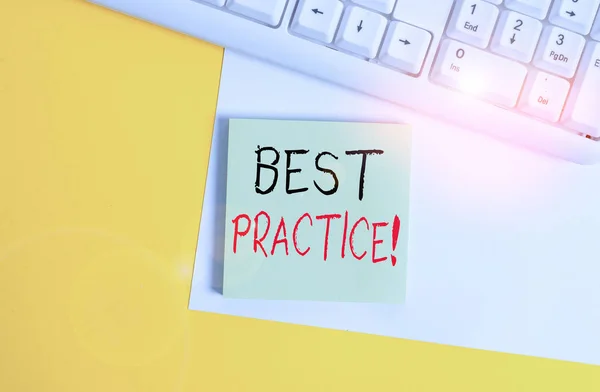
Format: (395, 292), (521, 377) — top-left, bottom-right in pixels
(0, 0), (598, 390)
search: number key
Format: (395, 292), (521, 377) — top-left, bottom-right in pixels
(446, 0), (500, 48)
(533, 26), (585, 78)
(490, 10), (542, 62)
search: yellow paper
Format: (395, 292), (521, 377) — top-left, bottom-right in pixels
(0, 0), (598, 391)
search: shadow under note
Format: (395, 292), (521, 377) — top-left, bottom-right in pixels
(209, 117), (229, 294)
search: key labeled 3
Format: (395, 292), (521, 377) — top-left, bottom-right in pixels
(379, 21), (432, 74)
(335, 5), (388, 58)
(533, 26), (585, 78)
(446, 0), (500, 48)
(490, 11), (542, 63)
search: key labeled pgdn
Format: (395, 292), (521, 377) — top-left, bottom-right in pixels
(550, 51), (569, 63)
(533, 26), (585, 78)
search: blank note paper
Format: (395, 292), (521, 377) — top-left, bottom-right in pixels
(222, 119), (412, 303)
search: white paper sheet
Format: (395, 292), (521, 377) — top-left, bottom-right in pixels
(189, 49), (600, 365)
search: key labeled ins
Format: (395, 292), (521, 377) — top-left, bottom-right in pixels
(431, 39), (527, 107)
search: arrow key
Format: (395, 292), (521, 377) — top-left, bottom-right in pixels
(290, 0), (344, 43)
(490, 10), (542, 63)
(548, 0), (600, 35)
(334, 5), (388, 58)
(379, 21), (432, 74)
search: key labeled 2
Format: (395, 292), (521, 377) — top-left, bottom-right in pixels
(490, 10), (542, 63)
(533, 26), (585, 78)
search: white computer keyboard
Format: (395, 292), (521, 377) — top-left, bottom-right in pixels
(87, 0), (600, 164)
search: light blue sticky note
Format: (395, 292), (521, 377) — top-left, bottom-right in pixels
(222, 119), (412, 303)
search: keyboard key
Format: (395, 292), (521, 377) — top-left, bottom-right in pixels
(592, 12), (600, 41)
(504, 0), (551, 19)
(379, 21), (432, 74)
(201, 0), (226, 6)
(446, 0), (500, 48)
(431, 39), (527, 107)
(519, 71), (570, 122)
(350, 0), (395, 14)
(533, 26), (585, 78)
(334, 5), (388, 58)
(548, 0), (600, 36)
(291, 0), (344, 43)
(490, 10), (542, 62)
(393, 0), (455, 32)
(562, 41), (600, 137)
(227, 0), (288, 26)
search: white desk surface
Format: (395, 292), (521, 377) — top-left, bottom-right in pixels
(189, 49), (600, 366)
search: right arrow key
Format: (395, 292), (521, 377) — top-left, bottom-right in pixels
(378, 21), (432, 75)
(548, 0), (600, 35)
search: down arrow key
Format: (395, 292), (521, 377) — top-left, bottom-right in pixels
(334, 5), (388, 58)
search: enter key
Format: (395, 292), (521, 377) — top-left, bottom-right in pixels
(562, 41), (600, 137)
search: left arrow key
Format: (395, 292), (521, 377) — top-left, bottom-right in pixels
(291, 0), (344, 43)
